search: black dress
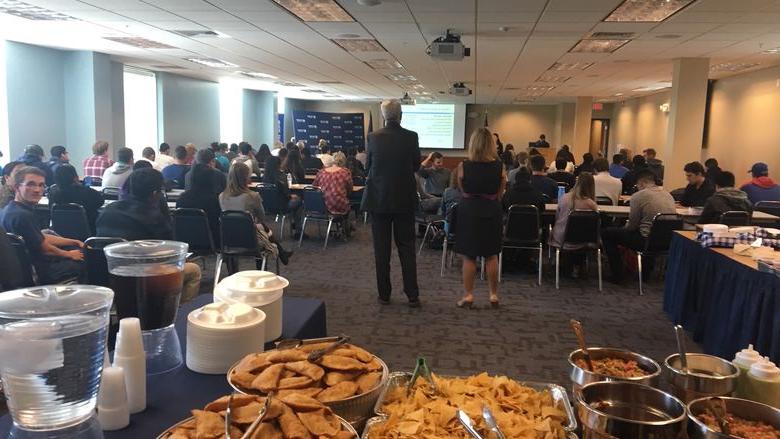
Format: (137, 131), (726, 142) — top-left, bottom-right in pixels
(455, 160), (503, 258)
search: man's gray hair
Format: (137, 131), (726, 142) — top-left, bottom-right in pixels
(381, 99), (402, 122)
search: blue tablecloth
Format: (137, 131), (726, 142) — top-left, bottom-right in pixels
(0, 294), (327, 438)
(664, 232), (780, 364)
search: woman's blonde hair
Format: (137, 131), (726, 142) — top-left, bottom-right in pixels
(572, 172), (595, 201)
(224, 162), (251, 197)
(467, 128), (498, 162)
(333, 151), (347, 167)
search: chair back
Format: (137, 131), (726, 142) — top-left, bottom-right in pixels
(172, 208), (216, 254)
(444, 203), (458, 238)
(755, 201), (780, 217)
(257, 183), (287, 215)
(219, 210), (258, 255)
(505, 204), (541, 244)
(670, 188), (685, 202)
(563, 210), (600, 246)
(51, 203), (91, 241)
(352, 176), (366, 186)
(302, 186), (328, 216)
(720, 210), (751, 227)
(595, 196), (614, 206)
(6, 233), (35, 287)
(102, 187), (120, 201)
(305, 168), (321, 175)
(82, 176), (101, 187)
(0, 228), (25, 291)
(84, 237), (125, 287)
(645, 213), (683, 253)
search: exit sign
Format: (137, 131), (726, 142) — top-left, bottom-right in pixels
(592, 103), (603, 110)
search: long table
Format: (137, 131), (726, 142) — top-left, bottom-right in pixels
(543, 204), (780, 222)
(37, 197), (178, 210)
(0, 294), (327, 438)
(664, 231), (779, 364)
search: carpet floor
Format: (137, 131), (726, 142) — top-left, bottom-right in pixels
(198, 221), (700, 388)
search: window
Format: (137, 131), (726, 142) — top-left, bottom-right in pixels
(123, 67), (158, 159)
(0, 41), (8, 160)
(219, 81), (242, 144)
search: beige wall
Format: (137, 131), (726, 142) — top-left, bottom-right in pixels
(610, 91), (671, 159)
(466, 104), (559, 154)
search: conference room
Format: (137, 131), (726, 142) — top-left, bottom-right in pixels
(1, 0), (780, 438)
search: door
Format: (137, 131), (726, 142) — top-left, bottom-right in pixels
(589, 119), (610, 157)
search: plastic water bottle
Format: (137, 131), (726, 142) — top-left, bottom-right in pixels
(287, 172), (293, 186)
(557, 185), (565, 201)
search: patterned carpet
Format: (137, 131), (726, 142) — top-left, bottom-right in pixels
(200, 221), (701, 388)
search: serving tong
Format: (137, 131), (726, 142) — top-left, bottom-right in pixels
(406, 357), (439, 396)
(456, 406), (506, 439)
(307, 334), (350, 362)
(707, 397), (733, 437)
(223, 391), (274, 439)
(274, 335), (345, 351)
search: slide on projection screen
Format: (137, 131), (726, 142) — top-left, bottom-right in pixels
(401, 104), (466, 149)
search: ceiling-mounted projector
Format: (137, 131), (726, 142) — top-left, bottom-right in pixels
(449, 82), (472, 96)
(428, 29), (470, 61)
(400, 92), (415, 105)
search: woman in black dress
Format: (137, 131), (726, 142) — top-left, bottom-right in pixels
(455, 127), (506, 308)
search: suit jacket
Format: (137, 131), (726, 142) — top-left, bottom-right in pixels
(361, 121), (421, 213)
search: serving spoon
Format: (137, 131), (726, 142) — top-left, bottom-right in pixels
(674, 325), (689, 374)
(570, 319), (594, 371)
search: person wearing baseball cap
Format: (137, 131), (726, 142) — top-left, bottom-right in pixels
(18, 144), (53, 186)
(740, 162), (780, 204)
(47, 145), (70, 179)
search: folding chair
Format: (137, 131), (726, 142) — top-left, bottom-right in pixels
(636, 214), (683, 296)
(299, 187), (347, 249)
(595, 196), (614, 206)
(217, 210), (272, 282)
(257, 183), (293, 239)
(501, 205), (543, 285)
(84, 237), (126, 287)
(102, 187), (120, 201)
(6, 233), (36, 287)
(172, 208), (217, 274)
(720, 210), (751, 227)
(553, 210), (602, 291)
(441, 203), (458, 277)
(50, 203), (91, 242)
(415, 193), (444, 254)
(1, 228), (26, 291)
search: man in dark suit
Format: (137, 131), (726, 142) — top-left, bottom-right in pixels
(535, 134), (550, 148)
(361, 100), (422, 307)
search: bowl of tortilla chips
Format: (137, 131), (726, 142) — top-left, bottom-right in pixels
(227, 338), (388, 429)
(157, 393), (358, 439)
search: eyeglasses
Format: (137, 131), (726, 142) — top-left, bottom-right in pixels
(21, 181), (46, 189)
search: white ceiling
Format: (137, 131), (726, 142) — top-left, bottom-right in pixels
(2, 0), (780, 104)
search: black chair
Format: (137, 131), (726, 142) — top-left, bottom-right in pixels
(440, 203), (458, 277)
(102, 187), (120, 201)
(349, 176), (366, 224)
(82, 176), (102, 187)
(217, 211), (272, 281)
(635, 214), (683, 296)
(299, 187), (347, 249)
(553, 210), (602, 291)
(84, 237), (125, 287)
(6, 233), (35, 287)
(755, 201), (780, 226)
(415, 193), (444, 255)
(0, 228), (25, 291)
(50, 203), (91, 242)
(720, 210), (751, 227)
(500, 205), (543, 285)
(172, 208), (217, 274)
(595, 196), (614, 206)
(670, 188), (686, 202)
(257, 183), (292, 239)
(305, 168), (321, 176)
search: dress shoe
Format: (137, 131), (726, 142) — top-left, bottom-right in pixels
(407, 298), (421, 308)
(278, 249), (293, 265)
(377, 297), (390, 305)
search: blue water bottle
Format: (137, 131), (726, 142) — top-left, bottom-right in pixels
(557, 185), (565, 201)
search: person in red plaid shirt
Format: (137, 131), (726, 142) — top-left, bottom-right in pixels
(313, 153), (352, 215)
(82, 140), (113, 182)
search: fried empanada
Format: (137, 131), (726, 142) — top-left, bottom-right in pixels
(365, 358), (383, 372)
(204, 394), (257, 412)
(280, 393), (325, 412)
(330, 346), (373, 364)
(191, 409), (223, 439)
(267, 349), (308, 363)
(316, 381), (358, 403)
(296, 409), (340, 436)
(231, 401), (263, 424)
(323, 371), (360, 387)
(277, 387), (322, 399)
(356, 371), (382, 394)
(166, 430), (191, 439)
(265, 397), (285, 420)
(278, 376), (315, 390)
(333, 431), (356, 439)
(317, 355), (366, 372)
(247, 422), (283, 439)
(278, 405), (314, 439)
(285, 361), (326, 381)
(251, 363), (285, 392)
(230, 370), (258, 390)
(234, 352), (271, 374)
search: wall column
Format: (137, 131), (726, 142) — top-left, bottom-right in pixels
(572, 96), (593, 159)
(664, 57), (709, 189)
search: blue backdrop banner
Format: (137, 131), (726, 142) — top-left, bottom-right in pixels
(292, 111), (365, 151)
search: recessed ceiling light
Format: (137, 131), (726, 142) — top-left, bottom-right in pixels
(762, 47), (780, 54)
(386, 73), (417, 82)
(0, 0), (76, 20)
(632, 82), (672, 92)
(104, 37), (176, 49)
(237, 71), (277, 79)
(357, 0), (382, 5)
(655, 34), (683, 39)
(605, 0), (695, 23)
(302, 88), (328, 93)
(710, 62), (760, 72)
(335, 33), (361, 39)
(274, 80), (304, 87)
(615, 93), (624, 96)
(536, 74), (571, 83)
(271, 0), (353, 22)
(549, 62), (594, 71)
(332, 38), (385, 52)
(364, 59), (404, 70)
(172, 30), (220, 38)
(570, 39), (629, 53)
(185, 57), (238, 68)
(589, 31), (636, 39)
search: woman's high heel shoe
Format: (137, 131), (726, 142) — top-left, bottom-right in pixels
(489, 295), (500, 309)
(456, 298), (474, 309)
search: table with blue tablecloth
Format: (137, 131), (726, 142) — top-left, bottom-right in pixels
(0, 294), (327, 438)
(664, 231), (780, 364)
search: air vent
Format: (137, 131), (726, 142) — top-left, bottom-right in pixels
(151, 65), (186, 70)
(172, 30), (220, 37)
(274, 80), (304, 87)
(655, 34), (682, 39)
(302, 89), (328, 93)
(589, 32), (636, 39)
(104, 37), (176, 49)
(185, 57), (237, 68)
(316, 80), (343, 84)
(0, 0), (77, 20)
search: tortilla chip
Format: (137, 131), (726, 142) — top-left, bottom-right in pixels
(230, 401), (264, 424)
(333, 431), (356, 439)
(316, 381), (358, 403)
(251, 363), (285, 392)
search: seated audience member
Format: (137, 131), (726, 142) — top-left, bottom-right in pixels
(220, 162), (292, 264)
(603, 170), (676, 283)
(609, 154), (629, 179)
(314, 151), (353, 216)
(529, 155), (558, 200)
(528, 148), (541, 157)
(97, 168), (202, 301)
(558, 145), (575, 164)
(574, 153), (595, 177)
(101, 147), (134, 189)
(549, 173), (598, 277)
(507, 151), (530, 185)
(162, 145), (191, 189)
(505, 143), (515, 158)
(177, 165), (223, 247)
(418, 152), (451, 197)
(415, 174), (442, 214)
(302, 147), (324, 171)
(184, 143), (197, 165)
(740, 162), (780, 204)
(213, 142), (231, 172)
(19, 144), (53, 186)
(47, 145), (70, 178)
(643, 148), (665, 183)
(138, 147), (161, 171)
(501, 150), (514, 171)
(593, 158), (622, 205)
(119, 160), (153, 200)
(155, 142), (174, 169)
(621, 155), (649, 195)
(48, 165), (104, 232)
(699, 171), (752, 224)
(704, 158), (721, 182)
(233, 142), (262, 178)
(440, 171), (462, 216)
(254, 143), (271, 169)
(278, 147), (289, 171)
(355, 145), (367, 168)
(285, 148), (306, 183)
(227, 143), (239, 161)
(263, 156), (304, 237)
(83, 141), (114, 183)
(680, 161), (715, 207)
(318, 143), (334, 163)
(502, 167), (546, 214)
(1, 161), (24, 209)
(185, 149), (227, 193)
(1, 166), (84, 283)
(345, 148), (366, 180)
(547, 159), (576, 189)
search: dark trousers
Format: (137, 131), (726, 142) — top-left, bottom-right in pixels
(371, 212), (419, 300)
(602, 227), (649, 280)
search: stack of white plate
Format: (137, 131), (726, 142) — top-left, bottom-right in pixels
(702, 224), (729, 234)
(186, 302), (265, 374)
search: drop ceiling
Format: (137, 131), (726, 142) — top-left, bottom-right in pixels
(1, 0), (780, 104)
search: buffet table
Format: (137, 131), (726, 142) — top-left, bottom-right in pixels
(0, 294), (327, 438)
(664, 231), (780, 364)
